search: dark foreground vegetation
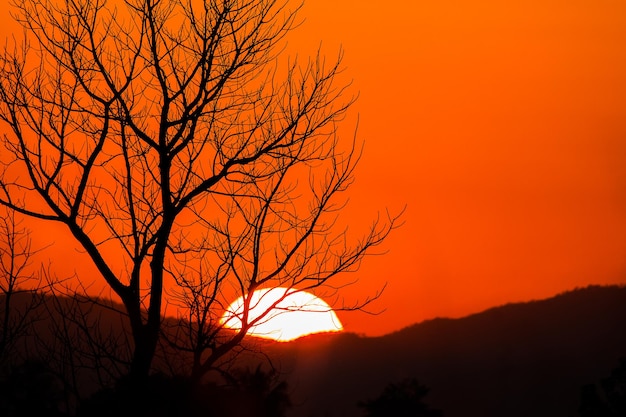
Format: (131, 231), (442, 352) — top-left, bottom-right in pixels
(0, 362), (291, 417)
(1, 285), (625, 416)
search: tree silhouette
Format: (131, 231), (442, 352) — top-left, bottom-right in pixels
(0, 208), (46, 366)
(359, 378), (443, 417)
(0, 0), (399, 384)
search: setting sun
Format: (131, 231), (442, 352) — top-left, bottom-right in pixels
(221, 288), (343, 342)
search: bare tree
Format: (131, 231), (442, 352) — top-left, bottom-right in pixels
(34, 284), (133, 410)
(0, 208), (45, 365)
(0, 0), (399, 383)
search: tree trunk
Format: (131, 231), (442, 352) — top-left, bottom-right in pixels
(126, 221), (170, 381)
(128, 325), (159, 382)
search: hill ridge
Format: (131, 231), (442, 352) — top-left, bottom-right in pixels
(273, 284), (626, 417)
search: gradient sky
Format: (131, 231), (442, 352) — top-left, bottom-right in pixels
(291, 0), (626, 335)
(2, 1), (625, 337)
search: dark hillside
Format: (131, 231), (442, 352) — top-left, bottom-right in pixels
(270, 285), (626, 417)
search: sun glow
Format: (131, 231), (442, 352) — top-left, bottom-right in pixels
(220, 287), (343, 342)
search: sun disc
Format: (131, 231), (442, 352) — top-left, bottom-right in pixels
(220, 287), (343, 342)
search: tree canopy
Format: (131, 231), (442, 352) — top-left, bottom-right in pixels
(0, 0), (398, 383)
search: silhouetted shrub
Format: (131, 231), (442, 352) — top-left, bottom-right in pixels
(0, 360), (67, 417)
(80, 366), (291, 417)
(358, 377), (442, 417)
(223, 366), (292, 417)
(579, 359), (626, 417)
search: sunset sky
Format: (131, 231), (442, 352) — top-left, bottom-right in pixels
(291, 0), (626, 335)
(1, 0), (625, 337)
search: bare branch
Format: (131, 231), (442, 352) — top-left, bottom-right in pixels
(0, 0), (401, 386)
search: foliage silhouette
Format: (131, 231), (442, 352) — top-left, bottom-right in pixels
(0, 0), (399, 384)
(0, 359), (67, 417)
(358, 378), (443, 417)
(80, 366), (291, 417)
(579, 359), (626, 417)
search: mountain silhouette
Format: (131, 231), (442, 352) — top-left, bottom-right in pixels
(266, 285), (626, 417)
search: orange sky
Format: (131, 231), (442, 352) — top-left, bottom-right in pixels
(292, 0), (626, 335)
(2, 1), (625, 337)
